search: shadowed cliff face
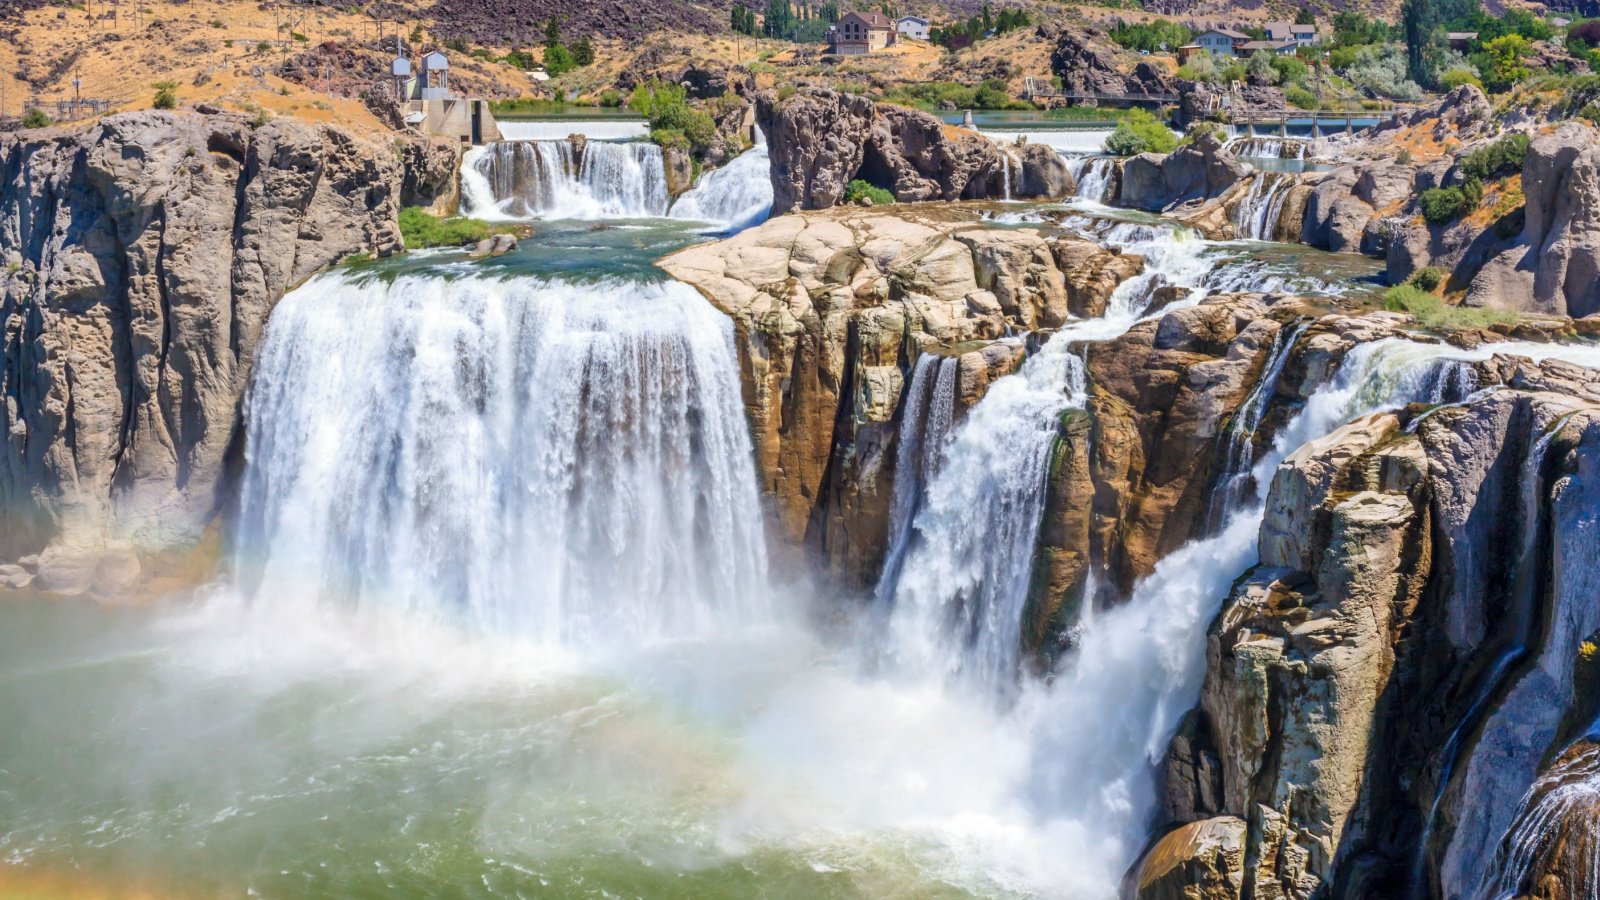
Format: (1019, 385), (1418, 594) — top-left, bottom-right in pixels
(1138, 351), (1600, 900)
(0, 110), (420, 593)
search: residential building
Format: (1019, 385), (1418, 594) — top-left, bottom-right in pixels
(1263, 21), (1323, 45)
(826, 11), (897, 54)
(897, 15), (930, 41)
(1194, 28), (1249, 58)
(1241, 38), (1299, 55)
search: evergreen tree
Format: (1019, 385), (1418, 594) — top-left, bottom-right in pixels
(1294, 6), (1315, 24)
(544, 16), (561, 48)
(572, 36), (594, 65)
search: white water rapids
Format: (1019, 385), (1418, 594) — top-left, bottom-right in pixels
(461, 140), (671, 220)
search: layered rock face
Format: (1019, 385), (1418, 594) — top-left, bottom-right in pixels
(759, 89), (1073, 214)
(0, 111), (408, 592)
(1118, 130), (1249, 213)
(1141, 353), (1600, 900)
(658, 206), (1140, 584)
(1048, 25), (1177, 98)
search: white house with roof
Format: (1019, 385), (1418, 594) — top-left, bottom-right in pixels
(1263, 21), (1322, 45)
(897, 14), (930, 40)
(1195, 28), (1248, 57)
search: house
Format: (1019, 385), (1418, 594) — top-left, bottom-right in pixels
(1240, 38), (1299, 56)
(1263, 20), (1322, 45)
(1177, 44), (1204, 64)
(1194, 28), (1249, 58)
(897, 14), (930, 41)
(1446, 31), (1479, 51)
(826, 11), (897, 54)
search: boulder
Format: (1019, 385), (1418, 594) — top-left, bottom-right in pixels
(1133, 817), (1248, 900)
(1050, 237), (1143, 318)
(761, 88), (877, 213)
(1118, 129), (1249, 212)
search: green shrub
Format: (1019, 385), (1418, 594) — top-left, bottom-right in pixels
(152, 80), (178, 110)
(1270, 55), (1310, 87)
(398, 207), (491, 248)
(844, 179), (895, 205)
(630, 80), (716, 150)
(1461, 134), (1529, 182)
(256, 40), (272, 52)
(1284, 84), (1318, 109)
(291, 31), (308, 42)
(1420, 181), (1484, 225)
(19, 107), (51, 128)
(1381, 283), (1518, 330)
(1409, 266), (1444, 291)
(1440, 67), (1484, 91)
(598, 89), (622, 108)
(1104, 108), (1178, 155)
(544, 44), (577, 76)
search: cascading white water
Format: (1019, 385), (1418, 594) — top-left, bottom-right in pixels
(1012, 338), (1511, 893)
(1205, 321), (1306, 529)
(876, 354), (961, 605)
(1224, 136), (1308, 160)
(1232, 171), (1296, 241)
(236, 271), (768, 646)
(460, 140), (670, 220)
(1065, 157), (1117, 204)
(1002, 151), (1015, 201)
(1482, 744), (1600, 900)
(879, 222), (1213, 693)
(668, 135), (773, 233)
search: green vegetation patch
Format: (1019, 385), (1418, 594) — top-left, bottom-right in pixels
(844, 179), (895, 206)
(399, 207), (501, 249)
(1104, 109), (1177, 156)
(1382, 283), (1518, 331)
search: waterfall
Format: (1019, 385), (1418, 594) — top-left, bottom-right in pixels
(876, 354), (960, 605)
(1016, 339), (1504, 891)
(669, 136), (773, 233)
(1002, 151), (1015, 201)
(1482, 744), (1600, 900)
(1065, 157), (1117, 204)
(460, 140), (670, 220)
(236, 271), (768, 646)
(878, 223), (1214, 693)
(1205, 321), (1306, 530)
(1232, 171), (1296, 241)
(1224, 137), (1308, 160)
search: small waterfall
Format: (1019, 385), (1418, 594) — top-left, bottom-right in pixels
(1002, 151), (1015, 201)
(876, 355), (960, 605)
(668, 135), (773, 233)
(1482, 743), (1600, 900)
(236, 271), (768, 645)
(1065, 157), (1117, 204)
(460, 140), (670, 220)
(1205, 321), (1306, 530)
(1232, 171), (1296, 241)
(1224, 136), (1308, 160)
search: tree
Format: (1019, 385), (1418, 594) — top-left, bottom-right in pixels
(1248, 49), (1280, 83)
(1295, 6), (1315, 24)
(152, 80), (178, 110)
(763, 0), (792, 38)
(1104, 109), (1178, 155)
(1402, 0), (1446, 86)
(544, 16), (561, 48)
(543, 44), (576, 76)
(1472, 33), (1530, 91)
(572, 36), (594, 66)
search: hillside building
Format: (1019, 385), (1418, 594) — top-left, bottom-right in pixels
(826, 11), (897, 55)
(1263, 21), (1323, 45)
(1194, 28), (1249, 58)
(897, 15), (930, 40)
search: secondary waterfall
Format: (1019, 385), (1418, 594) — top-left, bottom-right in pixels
(1483, 743), (1600, 900)
(236, 271), (768, 645)
(1233, 171), (1296, 241)
(879, 221), (1212, 693)
(1016, 339), (1511, 892)
(1066, 156), (1117, 204)
(1205, 321), (1305, 529)
(460, 140), (670, 220)
(876, 354), (961, 605)
(668, 136), (773, 232)
(1225, 136), (1308, 160)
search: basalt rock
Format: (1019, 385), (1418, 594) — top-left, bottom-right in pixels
(659, 206), (1137, 585)
(1048, 25), (1176, 98)
(0, 110), (409, 589)
(1118, 130), (1249, 213)
(1148, 356), (1600, 900)
(760, 88), (1070, 213)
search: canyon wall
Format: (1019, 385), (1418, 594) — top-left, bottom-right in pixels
(0, 110), (438, 592)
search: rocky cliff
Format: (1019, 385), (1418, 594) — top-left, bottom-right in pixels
(758, 88), (1074, 214)
(0, 110), (415, 593)
(1136, 348), (1600, 900)
(658, 205), (1140, 584)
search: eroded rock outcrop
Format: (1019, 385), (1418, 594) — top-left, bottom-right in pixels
(0, 110), (409, 591)
(1048, 26), (1176, 99)
(658, 206), (1138, 584)
(1145, 353), (1600, 900)
(759, 88), (1072, 214)
(1119, 130), (1249, 213)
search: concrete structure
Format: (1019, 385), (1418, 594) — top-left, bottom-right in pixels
(1264, 21), (1323, 45)
(419, 50), (450, 101)
(1195, 28), (1248, 58)
(897, 14), (930, 41)
(404, 97), (502, 145)
(826, 11), (896, 55)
